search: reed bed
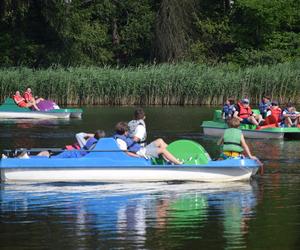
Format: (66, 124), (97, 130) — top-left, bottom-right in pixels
(0, 62), (299, 105)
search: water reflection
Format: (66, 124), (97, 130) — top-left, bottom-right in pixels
(0, 182), (258, 249)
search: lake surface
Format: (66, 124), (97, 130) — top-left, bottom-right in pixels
(0, 106), (300, 249)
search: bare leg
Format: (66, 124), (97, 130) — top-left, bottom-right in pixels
(248, 116), (259, 126)
(285, 117), (292, 127)
(256, 114), (264, 124)
(37, 151), (50, 157)
(36, 98), (44, 103)
(153, 138), (168, 150)
(26, 102), (40, 111)
(153, 138), (181, 164)
(157, 147), (182, 165)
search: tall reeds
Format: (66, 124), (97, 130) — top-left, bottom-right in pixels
(0, 62), (299, 105)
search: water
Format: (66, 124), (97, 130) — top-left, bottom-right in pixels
(0, 106), (300, 249)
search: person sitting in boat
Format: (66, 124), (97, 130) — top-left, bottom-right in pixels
(281, 103), (300, 127)
(218, 117), (258, 160)
(263, 101), (282, 126)
(53, 130), (106, 158)
(128, 108), (147, 146)
(114, 121), (182, 164)
(233, 98), (263, 126)
(258, 95), (271, 118)
(23, 87), (44, 104)
(13, 90), (40, 111)
(222, 98), (236, 120)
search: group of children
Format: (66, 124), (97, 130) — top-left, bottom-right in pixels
(13, 87), (44, 111)
(222, 96), (300, 128)
(5, 108), (183, 165)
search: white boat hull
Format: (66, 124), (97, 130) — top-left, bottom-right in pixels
(70, 112), (82, 118)
(203, 127), (284, 139)
(1, 167), (256, 183)
(0, 111), (70, 119)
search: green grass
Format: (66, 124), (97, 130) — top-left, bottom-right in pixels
(0, 62), (299, 105)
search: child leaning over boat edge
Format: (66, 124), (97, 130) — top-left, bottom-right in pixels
(218, 117), (259, 161)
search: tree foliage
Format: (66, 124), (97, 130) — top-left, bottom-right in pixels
(0, 0), (299, 67)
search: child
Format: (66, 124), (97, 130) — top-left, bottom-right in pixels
(282, 103), (300, 127)
(114, 121), (182, 164)
(218, 117), (258, 160)
(222, 98), (236, 120)
(259, 95), (271, 118)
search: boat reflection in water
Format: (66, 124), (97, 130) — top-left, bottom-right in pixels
(0, 181), (259, 249)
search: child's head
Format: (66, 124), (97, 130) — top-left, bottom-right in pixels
(115, 122), (129, 135)
(262, 95), (271, 103)
(226, 98), (235, 105)
(227, 117), (240, 128)
(134, 108), (145, 120)
(271, 100), (279, 107)
(286, 102), (295, 112)
(94, 130), (106, 139)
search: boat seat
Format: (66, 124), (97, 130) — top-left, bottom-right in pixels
(3, 98), (16, 105)
(84, 137), (151, 165)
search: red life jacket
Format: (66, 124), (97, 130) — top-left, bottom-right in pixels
(65, 143), (81, 150)
(237, 102), (252, 119)
(270, 107), (282, 122)
(13, 95), (27, 107)
(23, 91), (33, 102)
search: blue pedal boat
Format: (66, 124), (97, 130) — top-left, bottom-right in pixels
(0, 138), (260, 183)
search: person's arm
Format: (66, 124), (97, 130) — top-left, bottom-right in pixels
(217, 136), (224, 146)
(75, 132), (91, 148)
(233, 111), (243, 121)
(240, 134), (257, 160)
(116, 138), (141, 158)
(132, 125), (146, 143)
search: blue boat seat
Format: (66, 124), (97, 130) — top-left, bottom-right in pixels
(84, 137), (151, 166)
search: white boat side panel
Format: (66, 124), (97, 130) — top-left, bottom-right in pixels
(0, 111), (70, 119)
(3, 168), (253, 183)
(203, 127), (284, 139)
(70, 112), (82, 118)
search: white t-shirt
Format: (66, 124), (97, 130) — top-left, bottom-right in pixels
(134, 124), (146, 141)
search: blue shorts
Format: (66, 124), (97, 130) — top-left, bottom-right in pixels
(241, 118), (251, 124)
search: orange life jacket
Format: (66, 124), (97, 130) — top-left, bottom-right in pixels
(237, 102), (252, 119)
(270, 107), (282, 122)
(23, 91), (33, 102)
(13, 95), (27, 107)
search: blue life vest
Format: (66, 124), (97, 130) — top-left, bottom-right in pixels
(83, 137), (98, 150)
(222, 104), (236, 119)
(114, 134), (141, 153)
(259, 101), (271, 115)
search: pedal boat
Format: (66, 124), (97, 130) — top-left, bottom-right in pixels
(0, 138), (260, 183)
(0, 98), (82, 119)
(202, 110), (300, 139)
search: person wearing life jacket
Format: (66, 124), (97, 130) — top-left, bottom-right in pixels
(222, 98), (236, 120)
(23, 87), (44, 104)
(266, 101), (282, 125)
(128, 108), (147, 146)
(218, 117), (259, 161)
(114, 121), (182, 164)
(281, 103), (300, 127)
(53, 130), (105, 158)
(13, 90), (40, 110)
(258, 95), (271, 118)
(233, 98), (263, 126)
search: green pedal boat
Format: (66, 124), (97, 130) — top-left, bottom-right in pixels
(202, 110), (300, 139)
(0, 98), (82, 119)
